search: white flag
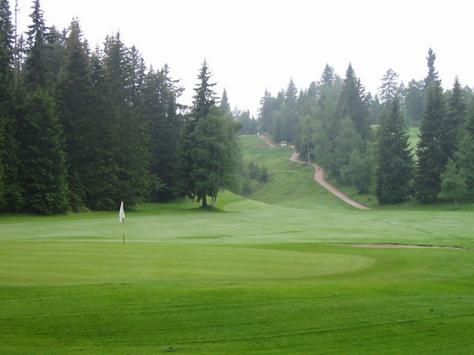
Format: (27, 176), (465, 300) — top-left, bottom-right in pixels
(119, 201), (125, 224)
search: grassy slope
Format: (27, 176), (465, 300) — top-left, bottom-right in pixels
(0, 135), (473, 354)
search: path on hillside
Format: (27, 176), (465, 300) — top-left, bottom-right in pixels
(259, 134), (370, 210)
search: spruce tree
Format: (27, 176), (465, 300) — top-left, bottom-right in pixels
(320, 64), (335, 86)
(414, 81), (445, 203)
(440, 159), (466, 206)
(143, 65), (182, 202)
(83, 50), (119, 210)
(443, 77), (465, 163)
(337, 64), (369, 139)
(376, 98), (413, 204)
(16, 0), (69, 214)
(280, 79), (299, 142)
(178, 62), (240, 207)
(379, 69), (399, 104)
(403, 80), (424, 126)
(18, 89), (68, 214)
(457, 104), (474, 198)
(220, 89), (230, 114)
(424, 48), (439, 88)
(0, 0), (14, 208)
(24, 0), (47, 90)
(192, 60), (216, 119)
(56, 19), (93, 210)
(102, 34), (148, 207)
(45, 26), (66, 85)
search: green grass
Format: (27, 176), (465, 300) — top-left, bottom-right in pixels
(0, 134), (473, 354)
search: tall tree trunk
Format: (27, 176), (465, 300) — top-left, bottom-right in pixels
(201, 195), (208, 208)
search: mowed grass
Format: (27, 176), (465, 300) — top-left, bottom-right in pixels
(0, 135), (473, 354)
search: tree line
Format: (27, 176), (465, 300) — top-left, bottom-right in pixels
(0, 0), (240, 214)
(258, 49), (474, 204)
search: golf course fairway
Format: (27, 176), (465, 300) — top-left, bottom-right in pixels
(0, 135), (473, 354)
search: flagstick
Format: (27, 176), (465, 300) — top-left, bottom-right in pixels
(122, 222), (125, 246)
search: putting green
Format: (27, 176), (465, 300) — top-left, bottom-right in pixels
(0, 242), (374, 286)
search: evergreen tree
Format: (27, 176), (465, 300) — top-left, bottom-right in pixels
(43, 25), (66, 87)
(178, 62), (240, 207)
(440, 159), (466, 206)
(414, 81), (445, 203)
(367, 94), (383, 125)
(376, 98), (413, 204)
(379, 68), (399, 104)
(337, 64), (369, 139)
(320, 64), (335, 86)
(403, 80), (424, 126)
(192, 60), (216, 119)
(235, 110), (257, 135)
(186, 109), (240, 206)
(457, 104), (474, 198)
(343, 148), (372, 194)
(333, 117), (363, 179)
(443, 77), (465, 162)
(220, 88), (230, 114)
(18, 89), (69, 214)
(280, 79), (299, 142)
(56, 19), (93, 210)
(83, 50), (119, 210)
(143, 65), (182, 202)
(0, 0), (14, 208)
(424, 48), (439, 88)
(103, 33), (147, 207)
(24, 0), (47, 90)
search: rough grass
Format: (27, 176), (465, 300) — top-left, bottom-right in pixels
(0, 134), (473, 354)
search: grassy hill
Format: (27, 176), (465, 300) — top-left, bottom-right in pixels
(0, 135), (473, 354)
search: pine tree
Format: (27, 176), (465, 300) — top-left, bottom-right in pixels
(414, 81), (445, 203)
(56, 19), (93, 210)
(376, 98), (413, 204)
(18, 89), (69, 214)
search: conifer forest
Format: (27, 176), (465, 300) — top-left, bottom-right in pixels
(0, 0), (473, 214)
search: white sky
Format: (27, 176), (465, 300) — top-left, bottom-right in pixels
(14, 0), (474, 115)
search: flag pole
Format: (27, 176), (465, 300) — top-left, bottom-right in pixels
(119, 201), (126, 246)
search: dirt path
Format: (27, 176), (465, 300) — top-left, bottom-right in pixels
(259, 133), (277, 148)
(259, 134), (369, 210)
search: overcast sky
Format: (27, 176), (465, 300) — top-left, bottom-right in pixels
(14, 0), (474, 115)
